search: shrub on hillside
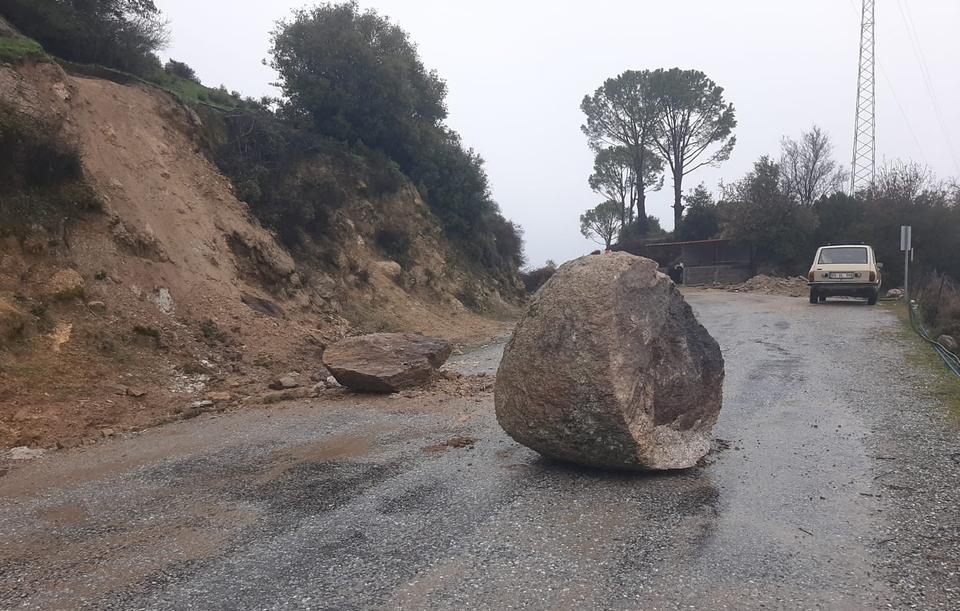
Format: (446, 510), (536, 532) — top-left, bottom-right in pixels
(917, 273), (960, 339)
(0, 102), (100, 233)
(0, 36), (46, 64)
(375, 228), (412, 266)
(269, 2), (524, 286)
(163, 59), (197, 82)
(209, 108), (405, 248)
(0, 0), (167, 77)
(520, 261), (557, 294)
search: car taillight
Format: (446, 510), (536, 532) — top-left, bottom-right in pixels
(869, 271), (877, 282)
(808, 272), (815, 282)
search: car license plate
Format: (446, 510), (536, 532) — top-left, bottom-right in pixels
(830, 272), (855, 279)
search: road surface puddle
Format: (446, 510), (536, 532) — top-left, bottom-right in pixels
(256, 434), (375, 484)
(36, 503), (88, 525)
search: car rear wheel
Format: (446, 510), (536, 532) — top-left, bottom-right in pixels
(867, 291), (878, 306)
(809, 289), (819, 304)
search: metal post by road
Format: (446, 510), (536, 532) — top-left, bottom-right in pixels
(904, 249), (909, 299)
(901, 225), (912, 299)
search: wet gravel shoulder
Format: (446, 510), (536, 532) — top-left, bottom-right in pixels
(858, 307), (960, 608)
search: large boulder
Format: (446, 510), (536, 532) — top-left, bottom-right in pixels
(323, 332), (453, 393)
(495, 253), (724, 471)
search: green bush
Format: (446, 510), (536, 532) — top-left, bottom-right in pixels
(0, 101), (101, 233)
(0, 0), (167, 77)
(917, 273), (960, 339)
(375, 228), (412, 265)
(520, 261), (557, 294)
(616, 215), (668, 253)
(269, 2), (524, 285)
(163, 59), (197, 82)
(270, 1), (447, 169)
(207, 108), (408, 248)
(675, 185), (719, 242)
(0, 36), (45, 64)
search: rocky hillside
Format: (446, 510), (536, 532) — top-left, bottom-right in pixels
(0, 56), (517, 449)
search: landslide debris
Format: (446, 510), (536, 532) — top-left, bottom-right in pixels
(495, 253), (725, 470)
(727, 274), (809, 297)
(0, 57), (517, 450)
(323, 332), (453, 393)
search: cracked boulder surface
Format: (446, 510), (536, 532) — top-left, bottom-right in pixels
(495, 253), (724, 470)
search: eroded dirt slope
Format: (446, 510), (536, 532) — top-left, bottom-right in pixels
(0, 60), (514, 449)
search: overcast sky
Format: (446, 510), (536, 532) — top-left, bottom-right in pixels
(157, 0), (960, 267)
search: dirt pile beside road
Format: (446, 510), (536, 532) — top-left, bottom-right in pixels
(727, 274), (809, 297)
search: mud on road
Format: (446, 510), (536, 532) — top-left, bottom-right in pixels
(2, 293), (959, 609)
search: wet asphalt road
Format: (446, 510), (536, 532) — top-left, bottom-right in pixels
(2, 292), (959, 609)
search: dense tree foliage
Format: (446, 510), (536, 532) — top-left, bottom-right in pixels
(270, 2), (523, 280)
(163, 58), (197, 82)
(717, 157), (815, 270)
(581, 71), (664, 232)
(715, 155), (960, 282)
(588, 147), (635, 226)
(617, 215), (668, 254)
(579, 200), (622, 249)
(816, 163), (960, 283)
(270, 2), (446, 166)
(0, 0), (168, 76)
(209, 108), (406, 248)
(675, 184), (719, 242)
(581, 67), (734, 237)
(648, 68), (737, 228)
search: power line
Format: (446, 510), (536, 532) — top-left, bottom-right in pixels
(877, 61), (928, 164)
(895, 0), (960, 175)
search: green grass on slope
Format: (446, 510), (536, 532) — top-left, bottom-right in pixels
(885, 301), (960, 420)
(56, 58), (243, 112)
(0, 37), (46, 64)
(147, 72), (243, 111)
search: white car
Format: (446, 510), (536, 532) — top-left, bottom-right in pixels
(807, 245), (882, 305)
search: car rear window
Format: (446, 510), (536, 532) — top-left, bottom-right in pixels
(819, 247), (868, 264)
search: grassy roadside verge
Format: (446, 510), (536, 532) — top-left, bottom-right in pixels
(884, 301), (960, 419)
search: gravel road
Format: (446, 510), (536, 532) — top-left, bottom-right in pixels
(2, 292), (959, 609)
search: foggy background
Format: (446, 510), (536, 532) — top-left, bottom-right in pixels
(156, 0), (960, 267)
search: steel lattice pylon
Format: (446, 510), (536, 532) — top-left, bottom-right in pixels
(851, 0), (876, 194)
